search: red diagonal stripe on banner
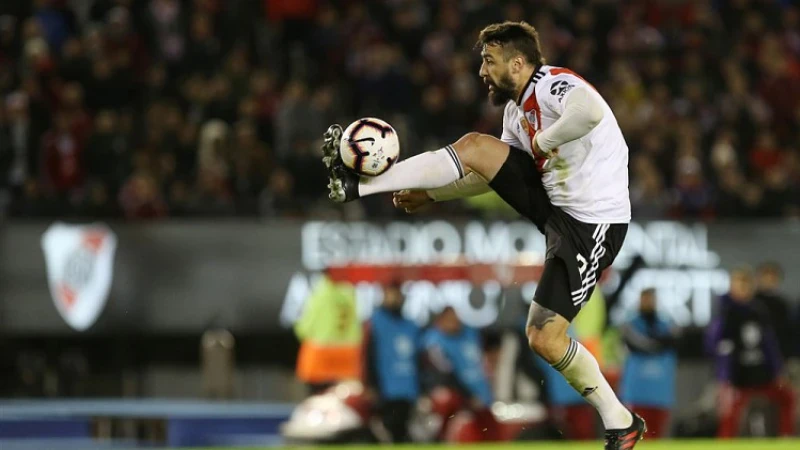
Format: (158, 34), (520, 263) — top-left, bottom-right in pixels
(58, 283), (76, 309)
(82, 231), (105, 253)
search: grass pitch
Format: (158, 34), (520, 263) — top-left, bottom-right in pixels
(202, 439), (799, 450)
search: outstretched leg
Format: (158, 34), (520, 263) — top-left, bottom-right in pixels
(323, 126), (509, 202)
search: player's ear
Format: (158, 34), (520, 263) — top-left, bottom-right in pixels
(512, 56), (524, 75)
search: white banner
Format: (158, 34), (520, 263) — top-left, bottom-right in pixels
(287, 221), (731, 328)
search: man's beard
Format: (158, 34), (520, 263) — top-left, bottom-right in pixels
(488, 73), (517, 106)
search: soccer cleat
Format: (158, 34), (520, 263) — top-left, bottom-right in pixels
(321, 124), (360, 203)
(604, 412), (646, 450)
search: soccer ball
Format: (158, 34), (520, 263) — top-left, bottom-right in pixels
(340, 118), (400, 176)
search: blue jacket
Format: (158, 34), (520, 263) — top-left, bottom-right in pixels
(366, 307), (420, 401)
(420, 326), (493, 407)
(619, 314), (677, 408)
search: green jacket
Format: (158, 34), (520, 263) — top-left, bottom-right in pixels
(294, 275), (361, 345)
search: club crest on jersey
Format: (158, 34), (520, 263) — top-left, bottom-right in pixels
(519, 114), (537, 139)
(550, 80), (575, 102)
(41, 223), (118, 331)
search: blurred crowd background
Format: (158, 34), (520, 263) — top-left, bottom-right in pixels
(1, 0), (799, 221)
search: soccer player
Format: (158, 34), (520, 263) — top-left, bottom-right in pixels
(322, 21), (645, 449)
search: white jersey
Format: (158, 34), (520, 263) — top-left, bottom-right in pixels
(501, 65), (631, 224)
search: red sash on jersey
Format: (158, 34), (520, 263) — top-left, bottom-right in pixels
(521, 87), (547, 171)
(519, 66), (595, 172)
(550, 67), (599, 93)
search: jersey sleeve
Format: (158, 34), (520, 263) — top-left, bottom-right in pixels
(500, 101), (525, 148)
(539, 72), (585, 117)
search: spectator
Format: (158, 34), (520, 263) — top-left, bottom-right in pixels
(619, 288), (679, 439)
(197, 119), (230, 181)
(706, 267), (795, 438)
(59, 82), (91, 140)
(715, 167), (747, 218)
(630, 155), (669, 219)
(41, 111), (85, 197)
(58, 37), (90, 85)
(760, 165), (796, 217)
(230, 120), (271, 208)
(172, 122), (198, 181)
(84, 109), (130, 193)
(0, 15), (19, 67)
(671, 156), (713, 219)
(749, 131), (784, 178)
(259, 167), (299, 217)
(78, 181), (118, 218)
(103, 5), (148, 78)
(118, 171), (168, 220)
(247, 69), (280, 142)
(33, 0), (72, 54)
(755, 262), (793, 359)
(183, 13), (221, 77)
(85, 55), (131, 111)
(145, 0), (186, 67)
(205, 75), (237, 123)
(188, 166), (235, 217)
(363, 281), (420, 443)
(419, 306), (500, 442)
(273, 80), (312, 160)
(2, 92), (43, 191)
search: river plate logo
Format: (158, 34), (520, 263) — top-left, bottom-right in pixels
(41, 223), (118, 331)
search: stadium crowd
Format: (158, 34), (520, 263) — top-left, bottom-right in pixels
(1, 0), (799, 220)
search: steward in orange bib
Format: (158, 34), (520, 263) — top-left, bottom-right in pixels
(295, 275), (362, 393)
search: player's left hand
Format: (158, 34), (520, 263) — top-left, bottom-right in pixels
(532, 130), (557, 159)
(393, 190), (432, 213)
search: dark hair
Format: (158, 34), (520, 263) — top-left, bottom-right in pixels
(476, 21), (546, 66)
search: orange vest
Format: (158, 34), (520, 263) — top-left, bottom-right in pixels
(294, 276), (362, 384)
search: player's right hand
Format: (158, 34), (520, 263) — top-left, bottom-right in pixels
(393, 189), (433, 213)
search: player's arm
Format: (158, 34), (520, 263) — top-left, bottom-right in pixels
(392, 171), (491, 213)
(534, 85), (604, 157)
